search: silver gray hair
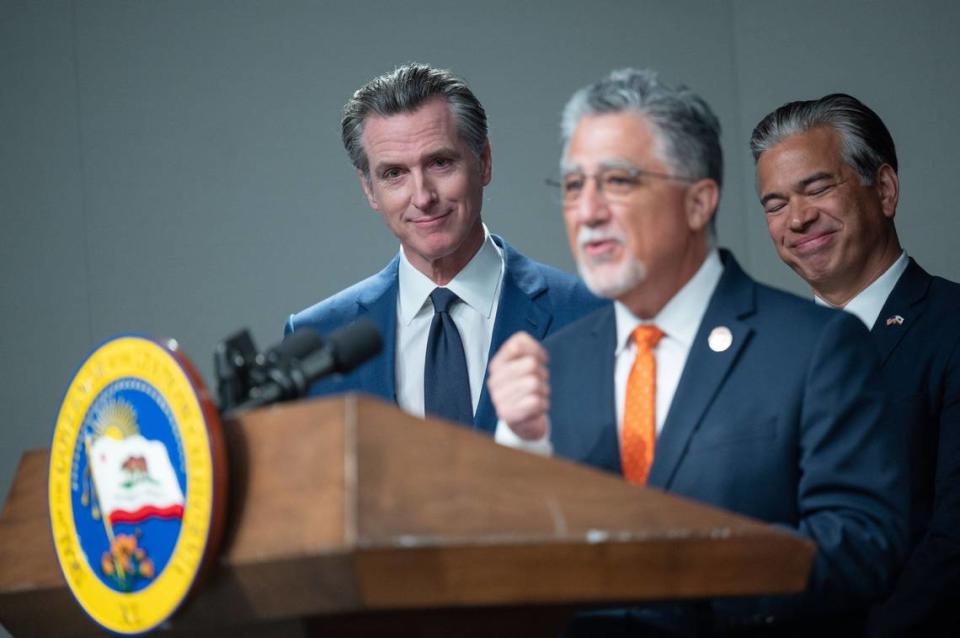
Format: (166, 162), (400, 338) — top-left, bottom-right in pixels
(341, 63), (488, 178)
(560, 68), (723, 187)
(749, 93), (897, 185)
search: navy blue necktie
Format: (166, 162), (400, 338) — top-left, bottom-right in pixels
(424, 288), (473, 426)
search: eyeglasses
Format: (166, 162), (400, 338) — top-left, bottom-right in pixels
(546, 166), (694, 205)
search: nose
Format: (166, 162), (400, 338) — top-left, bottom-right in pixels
(411, 171), (437, 211)
(789, 200), (819, 231)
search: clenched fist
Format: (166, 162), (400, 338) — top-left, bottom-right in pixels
(486, 332), (551, 440)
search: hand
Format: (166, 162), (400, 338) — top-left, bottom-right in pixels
(487, 332), (550, 440)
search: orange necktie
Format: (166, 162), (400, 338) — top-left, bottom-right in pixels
(621, 325), (664, 485)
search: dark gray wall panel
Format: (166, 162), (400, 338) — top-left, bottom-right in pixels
(0, 1), (89, 516)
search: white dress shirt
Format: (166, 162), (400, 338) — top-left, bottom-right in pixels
(495, 249), (724, 454)
(395, 226), (505, 419)
(815, 251), (909, 329)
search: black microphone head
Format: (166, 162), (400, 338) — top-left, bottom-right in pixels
(328, 319), (383, 373)
(266, 327), (325, 364)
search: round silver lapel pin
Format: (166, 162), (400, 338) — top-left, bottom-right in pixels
(708, 326), (733, 353)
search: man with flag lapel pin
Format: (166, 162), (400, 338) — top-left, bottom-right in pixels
(487, 69), (907, 634)
(752, 93), (960, 635)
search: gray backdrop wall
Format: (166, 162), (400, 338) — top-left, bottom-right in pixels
(2, 0), (958, 588)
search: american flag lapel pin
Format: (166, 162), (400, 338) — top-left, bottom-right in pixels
(885, 314), (905, 326)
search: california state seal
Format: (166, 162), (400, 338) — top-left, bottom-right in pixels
(48, 335), (226, 635)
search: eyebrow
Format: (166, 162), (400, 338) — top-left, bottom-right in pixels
(797, 171), (835, 190)
(759, 171), (835, 207)
(425, 147), (461, 161)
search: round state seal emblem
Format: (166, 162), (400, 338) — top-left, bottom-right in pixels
(48, 335), (226, 635)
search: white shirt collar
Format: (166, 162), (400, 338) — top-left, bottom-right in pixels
(397, 224), (505, 325)
(614, 249), (724, 353)
(815, 251), (909, 329)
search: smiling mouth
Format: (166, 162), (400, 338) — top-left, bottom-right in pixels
(411, 210), (452, 227)
(791, 230), (836, 254)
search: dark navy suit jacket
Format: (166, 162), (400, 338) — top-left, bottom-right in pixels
(866, 258), (960, 636)
(285, 235), (606, 434)
(545, 251), (909, 629)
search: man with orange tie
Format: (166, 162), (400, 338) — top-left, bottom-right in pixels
(487, 69), (907, 634)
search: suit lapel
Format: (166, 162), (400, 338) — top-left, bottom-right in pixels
(354, 256), (400, 402)
(547, 306), (618, 470)
(576, 308), (621, 472)
(474, 237), (551, 432)
(648, 252), (755, 489)
(870, 258), (931, 367)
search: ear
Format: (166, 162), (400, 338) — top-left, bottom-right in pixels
(684, 178), (720, 232)
(480, 140), (492, 186)
(874, 164), (899, 220)
(358, 169), (381, 211)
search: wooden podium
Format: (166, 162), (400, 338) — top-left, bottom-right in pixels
(0, 395), (814, 637)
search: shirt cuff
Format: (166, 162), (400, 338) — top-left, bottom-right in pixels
(494, 418), (554, 456)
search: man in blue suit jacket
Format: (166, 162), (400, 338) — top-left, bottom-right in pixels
(752, 93), (960, 635)
(488, 69), (908, 634)
(286, 64), (602, 433)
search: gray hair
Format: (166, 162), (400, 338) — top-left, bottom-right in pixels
(341, 63), (488, 177)
(560, 68), (723, 187)
(749, 93), (897, 185)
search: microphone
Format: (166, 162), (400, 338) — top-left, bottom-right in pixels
(216, 319), (383, 415)
(270, 319), (383, 391)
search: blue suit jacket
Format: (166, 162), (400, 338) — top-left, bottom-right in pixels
(866, 258), (960, 636)
(545, 251), (908, 628)
(285, 235), (606, 434)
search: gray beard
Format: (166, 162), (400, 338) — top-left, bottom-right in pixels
(577, 256), (647, 300)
